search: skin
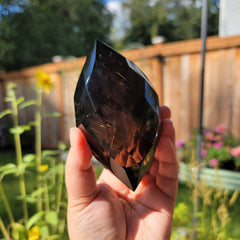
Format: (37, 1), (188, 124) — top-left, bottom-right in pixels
(65, 106), (178, 240)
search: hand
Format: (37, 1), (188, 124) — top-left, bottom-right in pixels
(65, 106), (178, 240)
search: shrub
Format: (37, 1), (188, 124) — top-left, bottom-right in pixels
(176, 125), (240, 171)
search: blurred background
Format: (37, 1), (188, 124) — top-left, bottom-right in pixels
(1, 0), (240, 239)
(0, 0), (219, 71)
(0, 0), (225, 147)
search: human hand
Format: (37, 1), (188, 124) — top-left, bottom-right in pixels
(65, 106), (178, 240)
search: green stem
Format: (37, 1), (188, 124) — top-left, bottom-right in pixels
(0, 217), (10, 240)
(51, 159), (56, 210)
(211, 194), (218, 237)
(202, 199), (206, 239)
(0, 180), (15, 225)
(53, 160), (65, 235)
(35, 90), (42, 212)
(43, 178), (50, 213)
(58, 218), (66, 237)
(56, 161), (64, 215)
(11, 89), (28, 221)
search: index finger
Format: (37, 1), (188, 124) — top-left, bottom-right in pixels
(160, 106), (171, 120)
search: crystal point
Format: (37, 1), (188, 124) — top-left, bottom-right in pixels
(74, 40), (161, 190)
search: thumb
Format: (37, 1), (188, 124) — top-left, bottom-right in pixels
(65, 127), (97, 208)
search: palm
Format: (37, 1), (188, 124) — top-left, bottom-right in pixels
(66, 106), (178, 240)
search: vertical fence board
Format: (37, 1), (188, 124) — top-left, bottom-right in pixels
(204, 50), (221, 128)
(149, 57), (163, 104)
(61, 69), (82, 143)
(217, 48), (235, 129)
(188, 53), (201, 133)
(203, 48), (237, 132)
(163, 56), (181, 140)
(179, 54), (191, 140)
(232, 47), (240, 137)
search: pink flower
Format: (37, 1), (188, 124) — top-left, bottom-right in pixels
(176, 140), (185, 148)
(205, 132), (214, 141)
(201, 149), (207, 158)
(231, 146), (240, 157)
(213, 142), (223, 149)
(209, 158), (219, 167)
(215, 124), (226, 133)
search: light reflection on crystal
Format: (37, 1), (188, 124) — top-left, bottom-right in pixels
(74, 40), (160, 190)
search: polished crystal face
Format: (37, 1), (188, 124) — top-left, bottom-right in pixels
(74, 40), (160, 190)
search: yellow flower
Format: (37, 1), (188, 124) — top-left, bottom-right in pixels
(35, 69), (54, 94)
(28, 226), (40, 240)
(40, 164), (49, 172)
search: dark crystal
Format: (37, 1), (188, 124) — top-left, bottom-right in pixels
(74, 40), (161, 190)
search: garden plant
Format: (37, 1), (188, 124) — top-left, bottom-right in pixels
(176, 125), (240, 171)
(172, 127), (240, 240)
(0, 70), (67, 240)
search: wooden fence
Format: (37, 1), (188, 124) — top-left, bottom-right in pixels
(0, 35), (240, 148)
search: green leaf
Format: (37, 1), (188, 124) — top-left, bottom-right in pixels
(21, 125), (31, 131)
(23, 162), (35, 170)
(22, 162), (35, 171)
(45, 211), (58, 226)
(42, 150), (60, 159)
(43, 112), (61, 118)
(0, 163), (16, 173)
(10, 126), (24, 135)
(26, 196), (37, 204)
(19, 100), (36, 109)
(9, 125), (31, 135)
(16, 96), (25, 105)
(23, 154), (36, 163)
(39, 225), (49, 238)
(30, 188), (45, 198)
(26, 211), (44, 230)
(2, 167), (20, 178)
(0, 163), (19, 179)
(0, 109), (12, 118)
(11, 223), (26, 240)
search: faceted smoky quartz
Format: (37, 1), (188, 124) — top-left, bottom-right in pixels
(74, 40), (161, 191)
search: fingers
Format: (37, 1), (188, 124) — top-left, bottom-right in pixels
(155, 131), (178, 200)
(65, 127), (97, 209)
(147, 119), (176, 176)
(160, 105), (171, 120)
(159, 161), (178, 180)
(160, 118), (175, 145)
(159, 105), (175, 143)
(145, 107), (178, 200)
(156, 136), (176, 164)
